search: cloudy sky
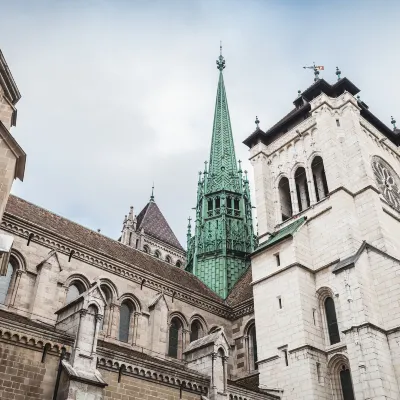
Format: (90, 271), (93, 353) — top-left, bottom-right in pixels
(1, 0), (400, 247)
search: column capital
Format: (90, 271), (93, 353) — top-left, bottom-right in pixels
(79, 309), (88, 317)
(16, 270), (23, 277)
(95, 314), (103, 321)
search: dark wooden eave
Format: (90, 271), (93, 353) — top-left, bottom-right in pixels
(244, 76), (399, 148)
(0, 50), (21, 106)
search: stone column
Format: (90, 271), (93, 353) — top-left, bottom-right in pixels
(10, 270), (23, 306)
(243, 335), (249, 372)
(109, 304), (120, 339)
(73, 309), (87, 361)
(222, 356), (228, 393)
(92, 314), (103, 355)
(131, 312), (141, 346)
(289, 177), (299, 215)
(306, 166), (317, 205)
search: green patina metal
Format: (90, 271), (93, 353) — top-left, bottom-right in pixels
(253, 217), (306, 255)
(185, 49), (256, 298)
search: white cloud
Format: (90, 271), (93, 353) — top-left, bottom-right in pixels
(1, 0), (399, 246)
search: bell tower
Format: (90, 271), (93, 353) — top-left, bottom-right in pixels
(185, 47), (256, 298)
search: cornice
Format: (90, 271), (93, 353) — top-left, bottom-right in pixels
(97, 345), (209, 395)
(2, 214), (234, 319)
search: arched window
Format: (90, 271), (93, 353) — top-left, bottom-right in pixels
(278, 177), (293, 221)
(324, 297), (340, 345)
(168, 317), (183, 358)
(154, 250), (161, 259)
(143, 245), (150, 254)
(0, 262), (14, 304)
(190, 320), (203, 342)
(294, 167), (310, 212)
(175, 260), (182, 268)
(248, 324), (258, 371)
(340, 365), (355, 400)
(65, 281), (85, 304)
(311, 156), (329, 201)
(119, 301), (134, 343)
(166, 255), (172, 264)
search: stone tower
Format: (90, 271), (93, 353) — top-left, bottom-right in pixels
(245, 70), (400, 399)
(186, 48), (255, 298)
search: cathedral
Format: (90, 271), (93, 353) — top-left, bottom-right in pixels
(0, 45), (399, 400)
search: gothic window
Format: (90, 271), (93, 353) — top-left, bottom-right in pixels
(143, 245), (150, 254)
(168, 317), (183, 358)
(65, 281), (85, 304)
(208, 199), (214, 217)
(165, 255), (172, 264)
(119, 301), (134, 343)
(129, 232), (132, 246)
(371, 155), (400, 212)
(294, 167), (310, 212)
(324, 297), (340, 345)
(215, 197), (221, 214)
(227, 197), (233, 215)
(175, 260), (182, 268)
(248, 324), (258, 371)
(340, 365), (355, 400)
(234, 198), (240, 216)
(190, 320), (203, 342)
(154, 250), (161, 258)
(278, 177), (293, 221)
(0, 262), (14, 304)
(311, 156), (329, 201)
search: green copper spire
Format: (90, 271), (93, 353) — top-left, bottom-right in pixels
(185, 47), (256, 299)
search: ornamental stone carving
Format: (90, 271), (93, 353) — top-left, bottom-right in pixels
(372, 156), (400, 212)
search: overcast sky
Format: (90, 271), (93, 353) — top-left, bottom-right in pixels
(1, 0), (400, 247)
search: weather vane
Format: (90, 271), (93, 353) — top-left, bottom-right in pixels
(303, 62), (324, 82)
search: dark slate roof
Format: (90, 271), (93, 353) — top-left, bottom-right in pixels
(228, 374), (280, 399)
(253, 217), (306, 255)
(226, 267), (253, 306)
(244, 77), (399, 148)
(4, 195), (222, 303)
(136, 201), (184, 251)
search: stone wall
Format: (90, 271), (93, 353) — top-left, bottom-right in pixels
(100, 368), (202, 400)
(0, 341), (60, 400)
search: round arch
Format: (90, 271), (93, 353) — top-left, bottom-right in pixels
(9, 249), (26, 272)
(64, 273), (90, 292)
(118, 293), (141, 312)
(99, 278), (119, 301)
(168, 312), (188, 330)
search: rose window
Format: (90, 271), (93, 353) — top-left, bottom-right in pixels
(372, 156), (400, 212)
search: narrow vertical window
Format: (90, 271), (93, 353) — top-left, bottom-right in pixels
(283, 349), (289, 366)
(312, 156), (329, 201)
(119, 302), (133, 343)
(190, 320), (203, 342)
(324, 297), (340, 345)
(340, 366), (355, 400)
(316, 362), (322, 383)
(336, 119), (340, 127)
(275, 253), (281, 267)
(168, 318), (182, 358)
(278, 296), (282, 309)
(312, 309), (317, 326)
(278, 177), (293, 221)
(248, 324), (258, 371)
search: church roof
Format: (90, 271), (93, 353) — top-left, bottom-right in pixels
(136, 200), (184, 251)
(4, 195), (221, 302)
(225, 267), (253, 306)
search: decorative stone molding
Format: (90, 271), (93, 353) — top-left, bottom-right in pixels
(1, 216), (232, 319)
(97, 354), (209, 395)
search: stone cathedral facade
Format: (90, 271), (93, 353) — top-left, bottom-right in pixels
(0, 46), (399, 400)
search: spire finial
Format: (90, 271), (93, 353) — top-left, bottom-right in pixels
(297, 90), (302, 97)
(303, 62), (324, 82)
(150, 183), (154, 201)
(336, 66), (341, 81)
(204, 160), (208, 174)
(255, 116), (260, 128)
(391, 116), (397, 130)
(238, 160), (242, 173)
(216, 42), (226, 71)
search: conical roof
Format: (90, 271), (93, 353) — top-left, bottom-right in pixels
(205, 50), (239, 193)
(136, 201), (184, 251)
